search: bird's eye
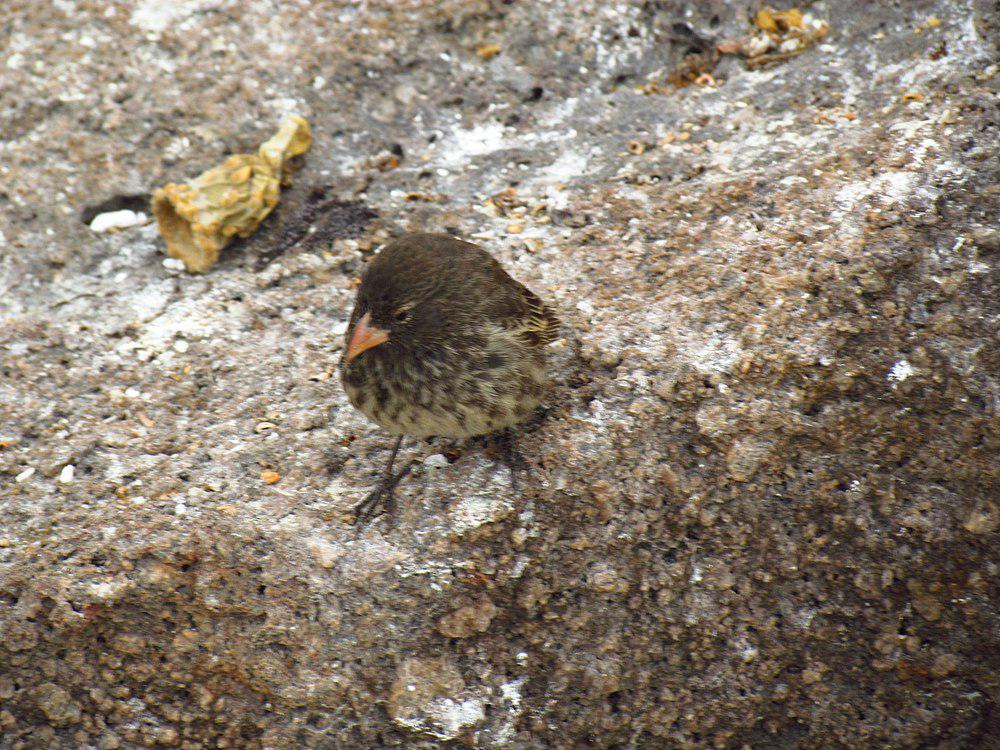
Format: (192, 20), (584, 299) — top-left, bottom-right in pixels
(394, 308), (410, 322)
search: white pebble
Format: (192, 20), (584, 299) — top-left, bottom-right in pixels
(173, 339), (189, 353)
(745, 34), (771, 57)
(15, 467), (35, 483)
(89, 210), (148, 233)
(888, 359), (915, 383)
(423, 454), (450, 471)
(162, 257), (187, 271)
(59, 464), (75, 484)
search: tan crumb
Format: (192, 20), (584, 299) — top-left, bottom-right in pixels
(476, 43), (501, 60)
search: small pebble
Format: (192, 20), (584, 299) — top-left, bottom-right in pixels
(931, 653), (958, 678)
(437, 599), (499, 638)
(423, 454), (449, 471)
(59, 465), (75, 484)
(89, 210), (148, 233)
(15, 467), (35, 483)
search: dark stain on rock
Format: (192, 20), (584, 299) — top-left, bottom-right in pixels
(251, 186), (377, 270)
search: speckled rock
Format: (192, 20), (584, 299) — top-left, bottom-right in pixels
(437, 598), (499, 638)
(387, 657), (487, 740)
(1, 0), (997, 748)
(30, 684), (81, 728)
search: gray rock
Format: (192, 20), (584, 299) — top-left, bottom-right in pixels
(1, 0), (997, 747)
(31, 683), (81, 727)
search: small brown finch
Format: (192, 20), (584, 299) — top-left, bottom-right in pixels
(340, 233), (559, 521)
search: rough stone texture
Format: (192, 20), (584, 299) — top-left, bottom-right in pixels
(438, 598), (500, 639)
(1, 1), (998, 748)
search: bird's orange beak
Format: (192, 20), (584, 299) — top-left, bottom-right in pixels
(345, 312), (390, 362)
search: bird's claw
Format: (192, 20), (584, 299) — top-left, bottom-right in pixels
(352, 484), (394, 524)
(351, 462), (413, 526)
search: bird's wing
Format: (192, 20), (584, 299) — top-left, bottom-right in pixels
(433, 237), (559, 348)
(495, 276), (561, 348)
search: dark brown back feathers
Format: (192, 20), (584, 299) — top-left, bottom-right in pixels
(357, 233), (559, 348)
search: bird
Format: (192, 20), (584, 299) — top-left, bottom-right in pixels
(340, 232), (560, 521)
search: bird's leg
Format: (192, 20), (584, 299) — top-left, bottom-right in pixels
(490, 428), (528, 492)
(353, 435), (412, 522)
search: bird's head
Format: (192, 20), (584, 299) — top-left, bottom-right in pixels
(342, 247), (447, 364)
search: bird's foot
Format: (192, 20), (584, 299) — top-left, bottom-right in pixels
(352, 484), (393, 524)
(488, 429), (528, 492)
(352, 463), (413, 525)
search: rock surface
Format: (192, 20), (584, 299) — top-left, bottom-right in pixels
(1, 0), (998, 748)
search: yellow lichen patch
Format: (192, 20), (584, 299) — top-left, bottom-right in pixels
(755, 7), (804, 33)
(152, 117), (311, 273)
(915, 16), (942, 33)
